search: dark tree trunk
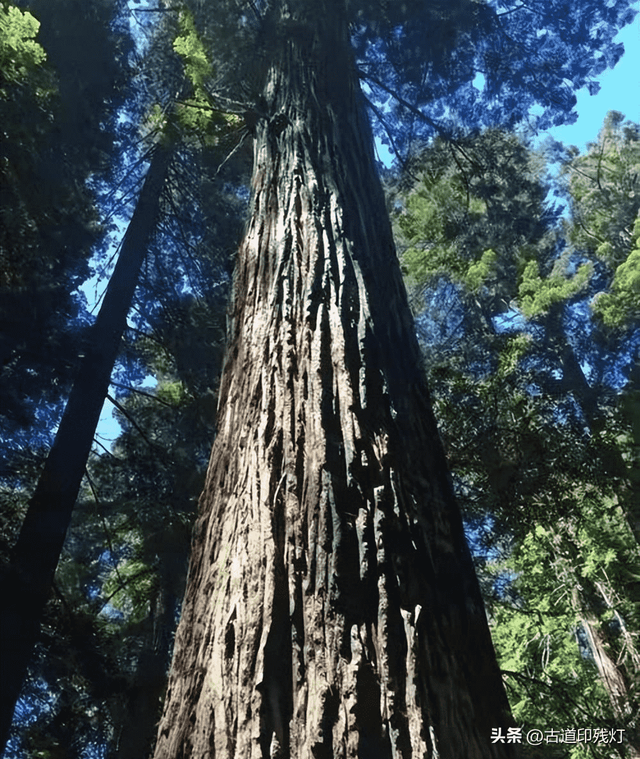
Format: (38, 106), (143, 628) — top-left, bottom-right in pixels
(152, 4), (515, 757)
(115, 586), (179, 759)
(115, 528), (190, 759)
(0, 144), (172, 754)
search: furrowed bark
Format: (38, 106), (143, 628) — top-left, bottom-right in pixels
(152, 3), (515, 757)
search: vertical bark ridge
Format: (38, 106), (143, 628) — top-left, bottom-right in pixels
(152, 2), (515, 757)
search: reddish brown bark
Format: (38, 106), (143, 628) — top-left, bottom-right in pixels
(152, 3), (515, 757)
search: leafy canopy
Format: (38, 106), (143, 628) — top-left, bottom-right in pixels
(351, 0), (637, 157)
(392, 122), (640, 750)
(0, 3), (46, 90)
(146, 6), (242, 145)
(392, 129), (560, 326)
(594, 243), (640, 328)
(558, 112), (640, 329)
(518, 258), (592, 318)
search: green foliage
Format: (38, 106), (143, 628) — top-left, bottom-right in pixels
(563, 112), (640, 270)
(396, 164), (485, 286)
(150, 6), (242, 145)
(465, 248), (497, 292)
(173, 9), (212, 89)
(397, 115), (640, 330)
(430, 340), (640, 752)
(156, 378), (188, 406)
(173, 95), (241, 142)
(592, 218), (640, 328)
(393, 130), (557, 320)
(560, 111), (640, 329)
(491, 535), (611, 749)
(0, 3), (46, 91)
(497, 334), (531, 379)
(0, 1), (56, 288)
(518, 258), (592, 318)
(491, 492), (640, 757)
(0, 22), (97, 448)
(102, 557), (156, 625)
(395, 127), (640, 749)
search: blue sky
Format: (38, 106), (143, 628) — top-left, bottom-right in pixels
(545, 11), (639, 150)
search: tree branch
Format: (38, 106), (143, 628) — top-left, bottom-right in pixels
(362, 71), (451, 139)
(106, 393), (161, 452)
(110, 381), (174, 407)
(84, 468), (126, 591)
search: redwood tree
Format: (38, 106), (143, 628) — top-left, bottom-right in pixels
(152, 2), (514, 757)
(151, 0), (636, 756)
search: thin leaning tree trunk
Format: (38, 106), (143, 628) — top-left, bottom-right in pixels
(152, 4), (515, 758)
(0, 143), (172, 753)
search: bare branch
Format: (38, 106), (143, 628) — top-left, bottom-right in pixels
(106, 393), (161, 452)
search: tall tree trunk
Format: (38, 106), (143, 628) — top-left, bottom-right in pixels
(115, 527), (190, 759)
(0, 143), (173, 754)
(152, 5), (514, 758)
(115, 586), (179, 759)
(560, 522), (640, 756)
(579, 612), (640, 758)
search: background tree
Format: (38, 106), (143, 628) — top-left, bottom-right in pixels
(1, 2), (136, 744)
(0, 138), (176, 752)
(0, 0), (131, 434)
(561, 111), (639, 329)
